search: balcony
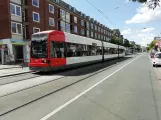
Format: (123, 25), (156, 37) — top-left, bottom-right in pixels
(22, 9), (29, 25)
(21, 0), (28, 9)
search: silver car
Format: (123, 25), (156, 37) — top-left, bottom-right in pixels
(152, 52), (161, 67)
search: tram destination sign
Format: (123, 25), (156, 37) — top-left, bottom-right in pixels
(32, 34), (48, 41)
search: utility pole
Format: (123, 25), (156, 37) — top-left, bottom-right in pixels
(102, 40), (104, 62)
(118, 42), (119, 58)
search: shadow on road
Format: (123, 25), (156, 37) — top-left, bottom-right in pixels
(34, 57), (133, 77)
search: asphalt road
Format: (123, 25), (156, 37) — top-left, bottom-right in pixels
(0, 53), (161, 120)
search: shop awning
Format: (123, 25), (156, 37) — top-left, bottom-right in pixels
(11, 42), (29, 45)
(10, 39), (30, 45)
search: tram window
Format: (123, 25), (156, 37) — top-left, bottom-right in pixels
(104, 47), (109, 55)
(108, 48), (117, 54)
(50, 41), (65, 58)
(76, 44), (84, 56)
(87, 45), (94, 56)
(51, 42), (124, 58)
(119, 49), (125, 54)
(66, 43), (77, 57)
(96, 46), (102, 55)
(91, 45), (97, 56)
(50, 42), (55, 58)
(82, 45), (88, 56)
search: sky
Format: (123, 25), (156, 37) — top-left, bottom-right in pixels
(63, 0), (161, 46)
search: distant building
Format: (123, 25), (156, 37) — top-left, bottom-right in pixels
(112, 29), (124, 44)
(141, 46), (146, 52)
(154, 37), (161, 41)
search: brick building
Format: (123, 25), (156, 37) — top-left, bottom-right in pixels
(0, 0), (114, 64)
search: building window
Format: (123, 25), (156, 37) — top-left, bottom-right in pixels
(91, 31), (93, 38)
(101, 28), (103, 33)
(49, 17), (55, 26)
(74, 26), (77, 33)
(81, 20), (84, 26)
(95, 25), (97, 31)
(81, 29), (84, 35)
(66, 23), (70, 33)
(86, 30), (89, 37)
(108, 32), (110, 36)
(95, 33), (97, 39)
(10, 3), (21, 17)
(86, 22), (89, 29)
(11, 22), (22, 34)
(60, 21), (65, 31)
(101, 35), (103, 40)
(49, 4), (54, 14)
(98, 27), (100, 32)
(106, 37), (108, 41)
(104, 30), (106, 34)
(32, 0), (39, 7)
(33, 12), (40, 22)
(66, 12), (70, 23)
(91, 23), (93, 29)
(74, 16), (77, 23)
(98, 34), (100, 39)
(60, 9), (65, 21)
(33, 27), (40, 33)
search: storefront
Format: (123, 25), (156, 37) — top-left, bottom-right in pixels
(0, 39), (30, 65)
(0, 44), (8, 64)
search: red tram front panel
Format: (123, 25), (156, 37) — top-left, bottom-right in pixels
(29, 30), (67, 70)
(48, 31), (66, 67)
(29, 58), (49, 67)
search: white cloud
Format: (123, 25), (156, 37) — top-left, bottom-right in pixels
(122, 28), (131, 35)
(125, 3), (161, 24)
(122, 28), (156, 46)
(141, 28), (154, 32)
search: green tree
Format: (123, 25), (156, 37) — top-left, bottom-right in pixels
(129, 43), (134, 48)
(147, 46), (150, 51)
(131, 0), (160, 9)
(149, 40), (157, 48)
(124, 40), (130, 47)
(136, 45), (141, 52)
(147, 40), (158, 51)
(110, 34), (121, 45)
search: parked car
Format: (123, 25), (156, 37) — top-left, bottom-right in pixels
(152, 52), (161, 67)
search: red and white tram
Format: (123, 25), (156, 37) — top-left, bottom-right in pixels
(29, 30), (125, 72)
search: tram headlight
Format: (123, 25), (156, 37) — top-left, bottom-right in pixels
(42, 59), (50, 63)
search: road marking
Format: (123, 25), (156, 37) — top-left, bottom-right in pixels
(40, 55), (141, 120)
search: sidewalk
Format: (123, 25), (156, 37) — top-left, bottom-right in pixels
(0, 67), (30, 77)
(0, 65), (21, 70)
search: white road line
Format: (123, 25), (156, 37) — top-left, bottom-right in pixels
(40, 55), (141, 120)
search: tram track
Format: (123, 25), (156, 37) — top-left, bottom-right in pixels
(0, 71), (38, 78)
(0, 72), (40, 86)
(0, 56), (136, 116)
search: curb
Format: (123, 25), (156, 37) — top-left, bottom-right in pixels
(0, 71), (31, 78)
(0, 67), (22, 70)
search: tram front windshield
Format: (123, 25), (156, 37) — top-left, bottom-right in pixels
(31, 34), (48, 58)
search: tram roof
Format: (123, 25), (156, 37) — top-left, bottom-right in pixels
(32, 30), (60, 35)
